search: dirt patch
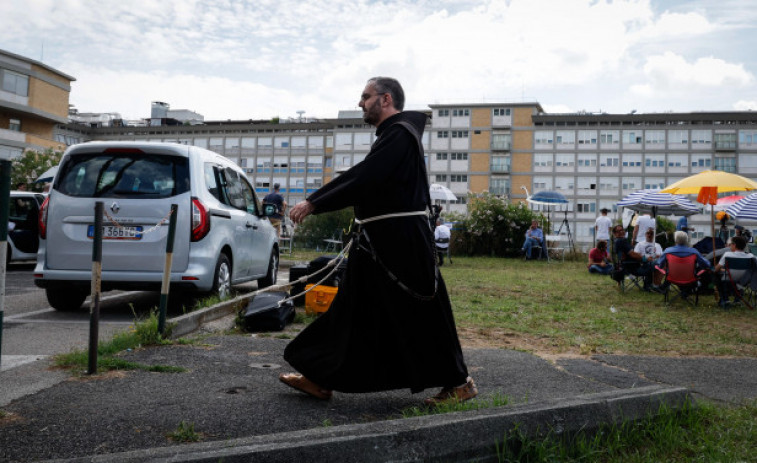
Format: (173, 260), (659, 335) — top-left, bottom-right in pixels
(456, 326), (581, 360)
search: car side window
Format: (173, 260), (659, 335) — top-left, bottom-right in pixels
(204, 163), (224, 202)
(238, 175), (259, 216)
(222, 168), (247, 211)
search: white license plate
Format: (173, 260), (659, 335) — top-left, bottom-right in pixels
(87, 225), (143, 240)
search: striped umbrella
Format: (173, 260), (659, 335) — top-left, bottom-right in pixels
(725, 192), (757, 220)
(616, 189), (700, 217)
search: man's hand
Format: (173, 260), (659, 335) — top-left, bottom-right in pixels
(289, 200), (314, 225)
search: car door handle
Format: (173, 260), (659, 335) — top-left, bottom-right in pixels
(246, 222), (257, 229)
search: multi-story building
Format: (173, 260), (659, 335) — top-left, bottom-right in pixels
(0, 49), (74, 160)
(56, 106), (757, 250)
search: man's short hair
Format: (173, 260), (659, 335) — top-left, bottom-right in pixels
(273, 183), (280, 190)
(674, 231), (689, 246)
(613, 225), (624, 233)
(368, 76), (405, 111)
(600, 208), (609, 214)
(732, 235), (747, 250)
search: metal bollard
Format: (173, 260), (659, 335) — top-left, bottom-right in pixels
(158, 204), (178, 335)
(88, 202), (104, 375)
(0, 159), (12, 369)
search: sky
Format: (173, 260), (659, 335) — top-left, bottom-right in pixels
(2, 0), (757, 122)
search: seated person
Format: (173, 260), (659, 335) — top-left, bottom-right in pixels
(713, 236), (757, 308)
(587, 240), (613, 275)
(433, 218), (451, 266)
(612, 224), (646, 286)
(521, 220), (543, 260)
(657, 231), (713, 290)
(634, 228), (662, 290)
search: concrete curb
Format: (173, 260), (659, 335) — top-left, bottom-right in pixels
(47, 385), (691, 463)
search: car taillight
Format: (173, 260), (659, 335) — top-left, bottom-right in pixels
(191, 197), (210, 242)
(39, 196), (49, 239)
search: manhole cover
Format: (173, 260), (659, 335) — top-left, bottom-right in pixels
(249, 363), (280, 369)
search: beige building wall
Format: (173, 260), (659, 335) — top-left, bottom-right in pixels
(512, 107), (534, 127)
(470, 174), (489, 192)
(471, 129), (490, 150)
(28, 78), (70, 119)
(471, 108), (490, 128)
(470, 152), (490, 172)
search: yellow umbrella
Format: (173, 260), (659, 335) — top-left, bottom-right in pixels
(661, 170), (757, 265)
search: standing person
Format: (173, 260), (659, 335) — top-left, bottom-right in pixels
(434, 218), (451, 266)
(282, 77), (476, 405)
(594, 208), (612, 244)
(521, 220), (543, 260)
(262, 183), (287, 237)
(632, 213), (655, 245)
(676, 215), (688, 232)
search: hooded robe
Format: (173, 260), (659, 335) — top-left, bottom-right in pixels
(283, 111), (469, 393)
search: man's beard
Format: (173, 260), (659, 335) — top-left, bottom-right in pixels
(363, 97), (382, 125)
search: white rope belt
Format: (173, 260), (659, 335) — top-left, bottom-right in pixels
(353, 210), (427, 225)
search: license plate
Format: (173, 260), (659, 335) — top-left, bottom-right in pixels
(87, 225), (143, 240)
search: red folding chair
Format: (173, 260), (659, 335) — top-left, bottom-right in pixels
(657, 254), (705, 307)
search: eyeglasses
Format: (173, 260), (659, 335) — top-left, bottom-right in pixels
(360, 92), (386, 102)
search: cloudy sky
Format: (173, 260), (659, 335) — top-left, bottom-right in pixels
(2, 0), (756, 121)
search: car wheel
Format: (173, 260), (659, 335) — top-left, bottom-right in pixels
(257, 249), (279, 288)
(46, 287), (88, 311)
(212, 253), (232, 300)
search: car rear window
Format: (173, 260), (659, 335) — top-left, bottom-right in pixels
(56, 153), (190, 198)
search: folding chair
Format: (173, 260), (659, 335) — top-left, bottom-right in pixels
(613, 249), (647, 292)
(323, 229), (343, 252)
(656, 254), (704, 307)
(724, 257), (757, 310)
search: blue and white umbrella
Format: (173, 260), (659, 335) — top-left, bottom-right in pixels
(617, 189), (700, 217)
(725, 192), (757, 220)
(527, 190), (569, 206)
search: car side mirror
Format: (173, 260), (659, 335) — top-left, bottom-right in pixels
(262, 203), (277, 217)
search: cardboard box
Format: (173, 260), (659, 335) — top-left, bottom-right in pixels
(305, 284), (338, 315)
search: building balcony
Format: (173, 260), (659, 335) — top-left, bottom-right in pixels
(489, 187), (510, 196)
(491, 141), (511, 151)
(715, 141), (736, 151)
(490, 164), (510, 173)
(0, 127), (26, 144)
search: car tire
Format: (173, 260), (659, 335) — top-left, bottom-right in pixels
(212, 253), (232, 300)
(257, 249), (279, 288)
(46, 287), (88, 311)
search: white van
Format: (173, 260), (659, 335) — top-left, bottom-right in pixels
(34, 142), (280, 311)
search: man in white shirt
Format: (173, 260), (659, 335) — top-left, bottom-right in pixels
(713, 236), (757, 308)
(634, 228), (662, 291)
(633, 213), (656, 245)
(434, 219), (451, 266)
(594, 208), (612, 244)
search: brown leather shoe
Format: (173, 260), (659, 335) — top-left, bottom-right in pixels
(279, 373), (333, 400)
(424, 377), (478, 405)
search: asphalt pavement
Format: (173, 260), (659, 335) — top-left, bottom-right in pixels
(1, 269), (756, 462)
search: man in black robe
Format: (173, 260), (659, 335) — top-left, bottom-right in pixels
(280, 77), (476, 404)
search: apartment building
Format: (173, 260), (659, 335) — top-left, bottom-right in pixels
(54, 98), (757, 250)
(0, 49), (74, 160)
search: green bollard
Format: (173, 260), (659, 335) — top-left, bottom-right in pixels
(0, 159), (12, 368)
(158, 204), (178, 335)
(88, 202), (104, 375)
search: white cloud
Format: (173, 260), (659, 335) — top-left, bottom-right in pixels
(2, 0), (756, 118)
(733, 100), (757, 111)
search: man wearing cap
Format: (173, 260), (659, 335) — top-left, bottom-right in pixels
(594, 208), (612, 244)
(262, 183), (287, 237)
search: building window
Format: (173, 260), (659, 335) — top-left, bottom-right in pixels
(714, 157), (736, 173)
(490, 178), (509, 195)
(577, 130), (597, 145)
(556, 130), (575, 145)
(450, 152), (468, 160)
(9, 118), (21, 131)
(669, 130), (688, 144)
(534, 154), (553, 167)
(450, 174), (468, 182)
(435, 174), (447, 182)
(2, 70), (29, 97)
(623, 131), (642, 144)
(645, 130), (665, 144)
(451, 130), (469, 138)
(600, 130), (619, 144)
(691, 130), (712, 145)
(535, 131), (553, 144)
(436, 152), (448, 160)
(577, 203), (596, 213)
(452, 109), (470, 117)
(437, 131), (449, 138)
(438, 109), (449, 117)
(493, 108), (510, 116)
(600, 155), (619, 167)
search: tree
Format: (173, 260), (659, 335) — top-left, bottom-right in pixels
(11, 148), (62, 191)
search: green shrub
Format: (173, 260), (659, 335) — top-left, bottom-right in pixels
(294, 208), (354, 248)
(452, 193), (543, 257)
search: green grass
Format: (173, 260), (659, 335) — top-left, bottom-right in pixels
(166, 420), (202, 442)
(53, 310), (186, 375)
(401, 392), (511, 418)
(495, 399), (757, 463)
(442, 257), (757, 357)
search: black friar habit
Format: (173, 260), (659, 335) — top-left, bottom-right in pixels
(283, 111), (469, 394)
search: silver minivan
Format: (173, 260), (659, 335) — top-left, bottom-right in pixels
(34, 141), (279, 311)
